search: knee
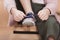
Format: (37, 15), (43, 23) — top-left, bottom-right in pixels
(47, 16), (57, 24)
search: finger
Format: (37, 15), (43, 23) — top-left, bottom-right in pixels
(14, 14), (23, 21)
(14, 16), (21, 21)
(17, 13), (24, 18)
(22, 13), (26, 17)
(43, 15), (48, 20)
(40, 14), (47, 21)
(38, 11), (42, 16)
(20, 12), (26, 18)
(45, 16), (49, 20)
(39, 13), (45, 20)
(38, 11), (46, 20)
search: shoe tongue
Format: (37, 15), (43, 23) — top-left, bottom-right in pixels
(27, 13), (34, 16)
(25, 13), (34, 18)
(24, 13), (36, 22)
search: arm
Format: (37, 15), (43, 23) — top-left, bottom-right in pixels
(44, 0), (58, 15)
(38, 0), (57, 21)
(4, 0), (26, 22)
(4, 0), (16, 14)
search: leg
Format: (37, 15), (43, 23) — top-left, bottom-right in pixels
(58, 24), (60, 40)
(31, 2), (46, 40)
(45, 15), (59, 40)
(19, 0), (33, 14)
(35, 15), (47, 40)
(31, 1), (59, 40)
(19, 0), (35, 26)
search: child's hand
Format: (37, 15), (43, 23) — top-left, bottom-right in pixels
(11, 8), (26, 22)
(38, 8), (50, 21)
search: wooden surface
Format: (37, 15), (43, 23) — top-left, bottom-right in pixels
(14, 24), (37, 32)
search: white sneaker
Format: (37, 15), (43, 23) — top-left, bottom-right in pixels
(22, 18), (35, 26)
(22, 13), (35, 26)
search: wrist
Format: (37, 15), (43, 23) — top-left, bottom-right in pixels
(10, 7), (17, 15)
(43, 8), (51, 14)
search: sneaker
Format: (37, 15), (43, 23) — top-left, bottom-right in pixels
(22, 13), (36, 26)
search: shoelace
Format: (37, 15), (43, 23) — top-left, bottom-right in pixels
(25, 13), (34, 18)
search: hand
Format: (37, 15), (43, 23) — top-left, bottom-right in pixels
(38, 8), (50, 21)
(11, 8), (26, 22)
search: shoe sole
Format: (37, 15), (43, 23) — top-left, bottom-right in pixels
(22, 20), (35, 26)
